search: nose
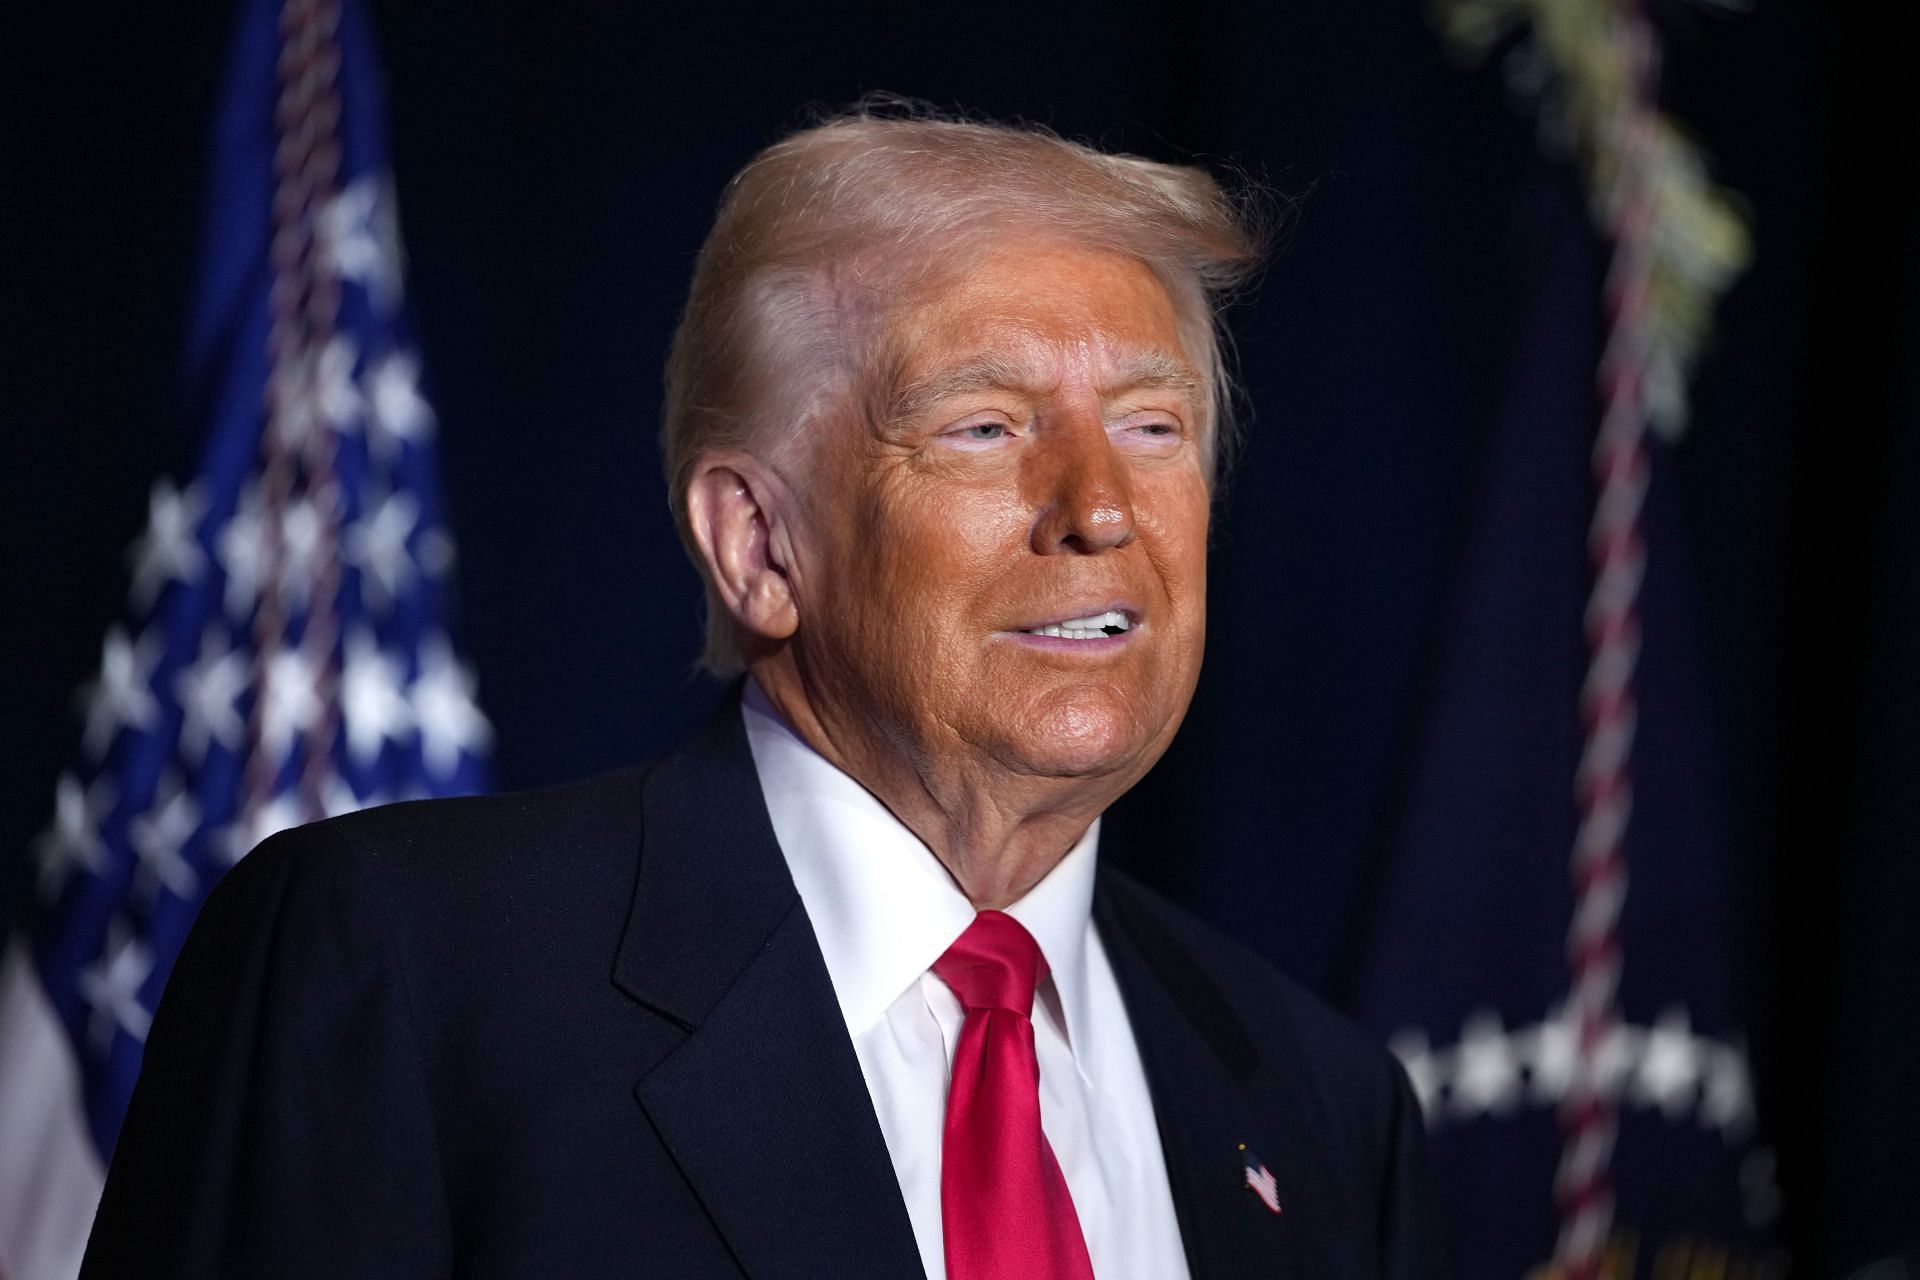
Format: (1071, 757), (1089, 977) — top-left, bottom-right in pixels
(1026, 412), (1137, 555)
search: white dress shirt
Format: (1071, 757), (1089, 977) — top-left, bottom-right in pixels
(742, 683), (1191, 1280)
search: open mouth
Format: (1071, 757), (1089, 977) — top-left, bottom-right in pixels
(1018, 610), (1134, 641)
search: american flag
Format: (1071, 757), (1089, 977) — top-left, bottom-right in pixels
(1241, 1146), (1283, 1216)
(0, 1), (489, 1275)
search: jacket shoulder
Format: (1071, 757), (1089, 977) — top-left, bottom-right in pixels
(199, 765), (660, 1007)
(227, 764), (648, 901)
(261, 764), (650, 865)
(1100, 870), (1389, 1064)
(1098, 868), (1421, 1147)
(1098, 869), (1443, 1274)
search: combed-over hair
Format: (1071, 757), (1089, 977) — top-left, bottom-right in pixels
(662, 100), (1267, 674)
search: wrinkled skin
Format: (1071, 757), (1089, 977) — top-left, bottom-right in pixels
(687, 242), (1212, 907)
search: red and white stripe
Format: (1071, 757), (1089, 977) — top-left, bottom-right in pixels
(0, 943), (105, 1280)
(1554, 2), (1660, 1275)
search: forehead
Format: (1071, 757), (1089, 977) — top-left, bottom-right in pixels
(881, 243), (1190, 390)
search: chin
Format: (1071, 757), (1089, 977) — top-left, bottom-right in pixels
(991, 690), (1161, 781)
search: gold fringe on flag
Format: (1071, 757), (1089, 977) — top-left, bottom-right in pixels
(1434, 0), (1751, 437)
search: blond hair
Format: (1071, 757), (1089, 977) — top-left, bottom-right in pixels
(662, 100), (1267, 673)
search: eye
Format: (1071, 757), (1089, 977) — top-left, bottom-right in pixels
(1112, 415), (1185, 452)
(938, 418), (1018, 448)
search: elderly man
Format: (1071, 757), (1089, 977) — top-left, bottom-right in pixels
(84, 109), (1440, 1278)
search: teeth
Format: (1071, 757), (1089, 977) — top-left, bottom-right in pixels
(1027, 610), (1132, 640)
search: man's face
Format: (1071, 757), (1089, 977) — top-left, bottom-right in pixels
(783, 240), (1211, 794)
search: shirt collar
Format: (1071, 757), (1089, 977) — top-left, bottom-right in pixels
(741, 680), (1099, 1056)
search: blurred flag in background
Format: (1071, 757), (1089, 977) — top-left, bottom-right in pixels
(1344, 3), (1779, 1277)
(0, 0), (489, 1274)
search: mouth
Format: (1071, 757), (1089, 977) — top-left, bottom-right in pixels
(1014, 608), (1136, 642)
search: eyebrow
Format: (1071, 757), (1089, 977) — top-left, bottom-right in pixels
(884, 349), (1204, 429)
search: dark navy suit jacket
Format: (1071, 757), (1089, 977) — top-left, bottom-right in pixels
(83, 700), (1443, 1278)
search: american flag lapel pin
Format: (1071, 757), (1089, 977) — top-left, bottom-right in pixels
(1239, 1143), (1283, 1215)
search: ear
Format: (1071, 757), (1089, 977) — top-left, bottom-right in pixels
(685, 454), (800, 646)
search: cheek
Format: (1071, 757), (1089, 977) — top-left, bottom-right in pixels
(1141, 477), (1212, 599)
(882, 477), (1023, 576)
(833, 483), (1018, 649)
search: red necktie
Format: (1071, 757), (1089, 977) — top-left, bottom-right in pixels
(933, 910), (1097, 1280)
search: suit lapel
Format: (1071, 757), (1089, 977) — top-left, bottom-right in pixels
(614, 699), (924, 1279)
(1095, 873), (1328, 1280)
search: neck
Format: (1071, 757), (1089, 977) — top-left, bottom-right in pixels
(747, 667), (1109, 910)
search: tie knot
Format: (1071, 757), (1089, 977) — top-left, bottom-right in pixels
(933, 910), (1048, 1014)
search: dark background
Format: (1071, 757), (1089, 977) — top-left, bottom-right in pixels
(3, 0), (1914, 1273)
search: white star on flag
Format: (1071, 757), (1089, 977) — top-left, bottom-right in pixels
(1634, 1006), (1704, 1118)
(79, 626), (162, 758)
(323, 776), (379, 819)
(130, 781), (202, 903)
(34, 772), (116, 900)
(1702, 1043), (1756, 1137)
(1523, 1007), (1579, 1103)
(317, 175), (403, 312)
(126, 479), (208, 608)
(219, 791), (312, 867)
(259, 646), (324, 766)
(175, 627), (249, 763)
(218, 484), (268, 619)
(78, 922), (155, 1050)
(1451, 1010), (1522, 1117)
(344, 490), (421, 608)
(276, 497), (325, 609)
(410, 636), (492, 778)
(364, 350), (436, 460)
(341, 628), (414, 764)
(316, 334), (365, 432)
